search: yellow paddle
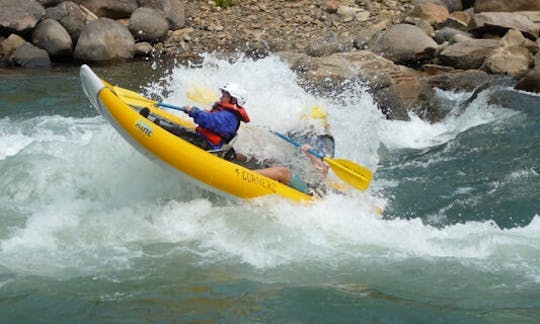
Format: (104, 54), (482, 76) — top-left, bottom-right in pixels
(108, 84), (196, 129)
(110, 83), (215, 111)
(110, 84), (165, 108)
(186, 84), (218, 105)
(273, 131), (373, 191)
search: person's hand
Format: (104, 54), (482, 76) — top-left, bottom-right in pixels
(300, 144), (312, 153)
(184, 105), (192, 113)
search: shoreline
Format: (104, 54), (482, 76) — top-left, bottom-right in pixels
(1, 0), (539, 121)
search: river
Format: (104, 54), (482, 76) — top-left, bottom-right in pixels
(1, 55), (539, 322)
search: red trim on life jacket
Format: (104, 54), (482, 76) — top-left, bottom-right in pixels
(196, 101), (251, 146)
(217, 101), (250, 122)
(197, 127), (223, 146)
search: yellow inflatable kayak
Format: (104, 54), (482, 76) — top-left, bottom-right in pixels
(80, 64), (313, 203)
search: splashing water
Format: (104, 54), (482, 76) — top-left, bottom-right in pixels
(1, 55), (539, 322)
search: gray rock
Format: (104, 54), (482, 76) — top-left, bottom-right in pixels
(422, 69), (493, 91)
(485, 45), (533, 77)
(475, 0), (540, 13)
(371, 23), (438, 65)
(11, 42), (51, 68)
(470, 12), (540, 40)
(1, 33), (25, 57)
(32, 18), (73, 58)
(449, 33), (473, 44)
(78, 0), (138, 19)
(438, 16), (470, 31)
(293, 50), (430, 120)
(138, 0), (185, 29)
(433, 27), (472, 44)
(135, 41), (153, 56)
(516, 11), (540, 24)
(407, 2), (449, 26)
(515, 66), (540, 93)
(305, 33), (348, 57)
(0, 0), (45, 36)
(74, 18), (135, 61)
(129, 7), (169, 43)
(439, 38), (501, 69)
(45, 1), (86, 42)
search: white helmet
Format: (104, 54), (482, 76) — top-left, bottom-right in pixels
(220, 82), (247, 107)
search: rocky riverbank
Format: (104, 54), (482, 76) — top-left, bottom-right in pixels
(1, 0), (539, 121)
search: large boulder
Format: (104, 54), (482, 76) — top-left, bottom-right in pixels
(370, 23), (438, 65)
(32, 18), (73, 58)
(78, 0), (138, 19)
(470, 12), (540, 40)
(74, 18), (135, 61)
(485, 47), (532, 77)
(283, 50), (432, 121)
(438, 38), (502, 69)
(11, 42), (51, 68)
(1, 34), (25, 58)
(422, 69), (493, 92)
(407, 2), (449, 27)
(0, 0), (45, 36)
(45, 1), (86, 42)
(484, 29), (534, 77)
(138, 0), (185, 29)
(515, 66), (540, 93)
(517, 12), (540, 24)
(475, 0), (540, 13)
(128, 7), (169, 43)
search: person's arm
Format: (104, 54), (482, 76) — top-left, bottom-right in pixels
(187, 108), (238, 136)
(301, 144), (329, 174)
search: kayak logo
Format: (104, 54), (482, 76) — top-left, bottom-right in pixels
(135, 119), (153, 137)
(236, 168), (277, 193)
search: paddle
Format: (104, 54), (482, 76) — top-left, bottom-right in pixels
(186, 84), (218, 105)
(273, 131), (373, 191)
(108, 84), (200, 130)
(110, 85), (188, 111)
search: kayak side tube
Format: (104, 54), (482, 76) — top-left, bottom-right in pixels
(80, 64), (313, 203)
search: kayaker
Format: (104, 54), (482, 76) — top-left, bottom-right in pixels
(141, 82), (250, 153)
(236, 106), (335, 195)
(142, 86), (330, 195)
(288, 105), (335, 175)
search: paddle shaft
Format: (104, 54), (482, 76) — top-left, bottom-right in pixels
(157, 102), (186, 112)
(273, 131), (324, 160)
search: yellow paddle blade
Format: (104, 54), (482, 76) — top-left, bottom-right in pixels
(186, 84), (218, 105)
(111, 85), (158, 107)
(323, 157), (373, 191)
(109, 84), (196, 130)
